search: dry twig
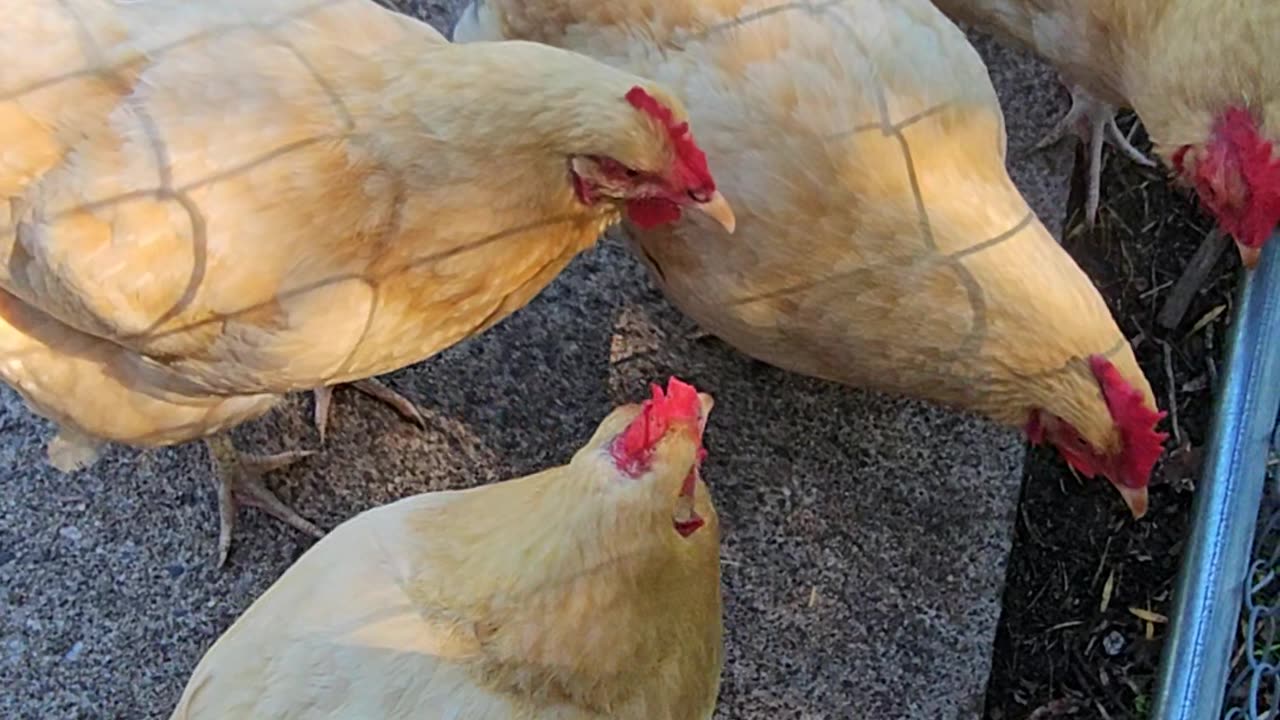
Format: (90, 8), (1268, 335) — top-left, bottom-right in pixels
(1157, 229), (1229, 329)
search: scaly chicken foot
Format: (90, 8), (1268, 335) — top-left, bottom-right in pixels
(312, 378), (427, 443)
(204, 435), (321, 567)
(1032, 83), (1156, 226)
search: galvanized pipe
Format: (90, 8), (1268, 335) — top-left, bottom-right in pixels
(1153, 233), (1280, 720)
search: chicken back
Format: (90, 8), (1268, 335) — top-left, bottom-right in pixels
(0, 0), (732, 563)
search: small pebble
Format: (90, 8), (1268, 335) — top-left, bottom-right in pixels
(58, 526), (82, 543)
(1102, 630), (1126, 656)
(4, 637), (27, 659)
(63, 641), (84, 662)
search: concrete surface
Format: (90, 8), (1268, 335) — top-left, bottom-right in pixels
(0, 5), (1076, 720)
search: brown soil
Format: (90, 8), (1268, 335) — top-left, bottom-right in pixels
(983, 116), (1242, 719)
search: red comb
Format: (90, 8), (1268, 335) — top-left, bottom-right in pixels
(1088, 355), (1168, 488)
(611, 376), (702, 476)
(1180, 107), (1280, 250)
(625, 86), (716, 192)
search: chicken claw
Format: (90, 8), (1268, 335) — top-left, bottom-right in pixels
(312, 378), (427, 443)
(1032, 82), (1156, 227)
(203, 435), (321, 567)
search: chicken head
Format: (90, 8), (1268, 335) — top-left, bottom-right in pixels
(569, 87), (735, 234)
(1171, 108), (1280, 268)
(1026, 355), (1168, 518)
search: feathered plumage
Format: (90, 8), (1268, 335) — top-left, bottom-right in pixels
(454, 0), (1168, 515)
(171, 378), (723, 720)
(0, 0), (733, 564)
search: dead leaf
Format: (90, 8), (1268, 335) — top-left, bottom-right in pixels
(1101, 570), (1116, 613)
(1128, 607), (1168, 624)
(1188, 304), (1227, 335)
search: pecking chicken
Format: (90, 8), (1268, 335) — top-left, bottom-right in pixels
(170, 377), (723, 720)
(454, 0), (1168, 516)
(0, 0), (734, 564)
(930, 0), (1280, 266)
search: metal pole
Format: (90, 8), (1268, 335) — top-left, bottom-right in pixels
(1152, 233), (1280, 720)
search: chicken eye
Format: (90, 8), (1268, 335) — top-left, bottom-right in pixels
(624, 168), (640, 178)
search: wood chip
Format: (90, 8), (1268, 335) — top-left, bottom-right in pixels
(1157, 228), (1228, 329)
(1026, 698), (1084, 719)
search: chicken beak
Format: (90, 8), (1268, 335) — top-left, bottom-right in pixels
(1115, 483), (1149, 520)
(691, 190), (736, 234)
(1237, 241), (1262, 269)
(673, 494), (705, 537)
(696, 392), (715, 430)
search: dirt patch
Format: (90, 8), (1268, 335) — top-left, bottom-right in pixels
(983, 116), (1242, 719)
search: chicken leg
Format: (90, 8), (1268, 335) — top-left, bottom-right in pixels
(312, 378), (427, 443)
(204, 435), (320, 567)
(1033, 82), (1156, 227)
